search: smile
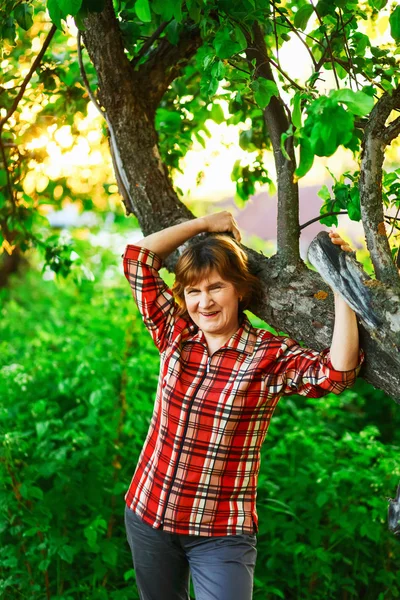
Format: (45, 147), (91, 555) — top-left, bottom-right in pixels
(200, 312), (219, 318)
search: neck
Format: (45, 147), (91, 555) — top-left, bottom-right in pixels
(203, 317), (241, 353)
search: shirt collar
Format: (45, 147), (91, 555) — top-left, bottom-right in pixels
(185, 313), (257, 356)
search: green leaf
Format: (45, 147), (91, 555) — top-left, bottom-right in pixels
(58, 545), (75, 563)
(320, 201), (338, 227)
(305, 98), (354, 156)
(292, 92), (302, 129)
(316, 492), (329, 507)
(231, 159), (242, 181)
(20, 483), (44, 500)
(211, 60), (226, 80)
(293, 4), (314, 30)
(369, 0), (387, 9)
(58, 0), (83, 17)
(317, 185), (331, 202)
(214, 27), (241, 59)
(330, 89), (374, 116)
(124, 569), (135, 581)
(280, 125), (293, 161)
(187, 0), (200, 21)
(14, 4), (34, 30)
(165, 20), (181, 45)
(47, 0), (63, 29)
(294, 137), (314, 180)
(233, 24), (247, 51)
(389, 5), (400, 42)
(101, 541), (118, 566)
(171, 0), (183, 22)
(210, 103), (225, 124)
(348, 187), (361, 221)
(2, 17), (17, 43)
(135, 0), (151, 22)
(252, 78), (279, 109)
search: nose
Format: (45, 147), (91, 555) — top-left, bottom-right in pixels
(198, 291), (215, 309)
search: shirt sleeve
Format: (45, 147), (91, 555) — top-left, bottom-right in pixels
(122, 244), (179, 353)
(266, 336), (365, 398)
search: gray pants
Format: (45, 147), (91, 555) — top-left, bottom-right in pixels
(124, 505), (258, 600)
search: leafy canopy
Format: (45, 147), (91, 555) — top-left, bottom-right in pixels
(1, 0), (400, 272)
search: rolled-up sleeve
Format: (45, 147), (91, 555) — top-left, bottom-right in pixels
(269, 337), (365, 398)
(122, 244), (178, 353)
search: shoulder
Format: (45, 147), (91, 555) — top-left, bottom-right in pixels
(250, 325), (286, 355)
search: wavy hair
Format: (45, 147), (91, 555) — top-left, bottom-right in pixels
(171, 234), (263, 321)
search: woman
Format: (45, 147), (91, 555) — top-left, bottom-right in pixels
(122, 211), (364, 600)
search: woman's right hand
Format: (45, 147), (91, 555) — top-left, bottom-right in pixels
(200, 211), (242, 243)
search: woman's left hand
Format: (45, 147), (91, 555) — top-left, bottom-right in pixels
(328, 229), (353, 252)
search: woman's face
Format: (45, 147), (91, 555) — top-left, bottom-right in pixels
(183, 268), (241, 335)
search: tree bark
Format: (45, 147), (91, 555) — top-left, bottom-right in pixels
(82, 0), (196, 240)
(246, 21), (300, 267)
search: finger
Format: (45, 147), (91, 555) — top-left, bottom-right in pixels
(234, 227), (241, 242)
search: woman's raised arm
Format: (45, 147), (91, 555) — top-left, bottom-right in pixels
(134, 211), (242, 260)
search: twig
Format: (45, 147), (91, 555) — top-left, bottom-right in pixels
(227, 60), (251, 76)
(267, 56), (305, 91)
(273, 3), (280, 68)
(0, 24), (56, 131)
(331, 57), (385, 93)
(310, 0), (340, 88)
(388, 205), (400, 239)
(272, 2), (319, 68)
(339, 9), (359, 91)
(300, 211), (348, 230)
(77, 30), (104, 116)
(131, 19), (172, 67)
(273, 3), (323, 47)
(247, 52), (305, 91)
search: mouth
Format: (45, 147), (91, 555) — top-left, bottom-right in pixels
(200, 311), (220, 318)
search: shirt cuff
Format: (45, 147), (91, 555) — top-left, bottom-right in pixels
(121, 244), (163, 271)
(322, 347), (365, 383)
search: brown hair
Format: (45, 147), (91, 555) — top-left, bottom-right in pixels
(171, 234), (263, 321)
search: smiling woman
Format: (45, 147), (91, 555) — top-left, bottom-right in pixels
(121, 210), (364, 600)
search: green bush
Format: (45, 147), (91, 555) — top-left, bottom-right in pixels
(1, 241), (399, 599)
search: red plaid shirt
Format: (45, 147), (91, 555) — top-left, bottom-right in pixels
(122, 244), (365, 537)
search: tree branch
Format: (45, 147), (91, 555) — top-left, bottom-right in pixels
(131, 19), (172, 67)
(359, 84), (400, 287)
(135, 23), (202, 116)
(0, 24), (56, 131)
(382, 115), (400, 145)
(245, 21), (300, 266)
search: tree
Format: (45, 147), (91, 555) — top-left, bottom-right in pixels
(1, 0), (400, 399)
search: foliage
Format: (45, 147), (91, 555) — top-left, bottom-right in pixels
(1, 0), (400, 276)
(1, 232), (400, 598)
